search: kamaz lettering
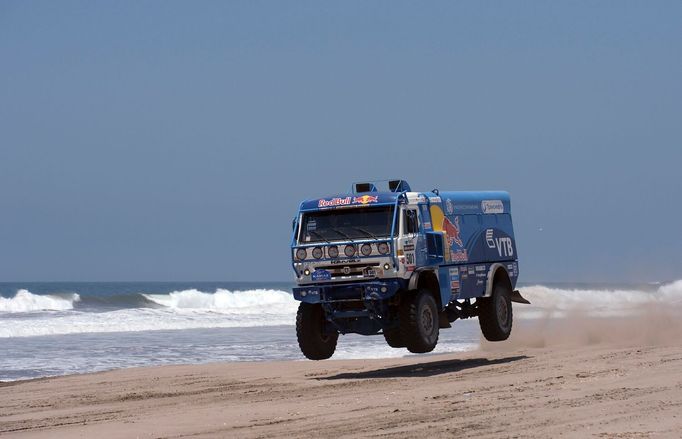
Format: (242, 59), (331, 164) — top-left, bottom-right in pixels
(290, 179), (529, 360)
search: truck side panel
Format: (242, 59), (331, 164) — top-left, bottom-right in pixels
(436, 261), (520, 303)
(428, 191), (519, 304)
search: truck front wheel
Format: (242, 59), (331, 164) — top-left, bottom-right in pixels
(399, 289), (440, 353)
(296, 303), (338, 360)
(478, 281), (513, 341)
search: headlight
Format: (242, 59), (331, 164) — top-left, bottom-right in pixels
(377, 242), (390, 255)
(360, 243), (372, 256)
(312, 247), (323, 259)
(295, 248), (307, 260)
(303, 268), (311, 276)
(328, 245), (339, 258)
(344, 245), (356, 257)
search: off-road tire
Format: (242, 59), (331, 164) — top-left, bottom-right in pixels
(296, 303), (338, 360)
(478, 281), (513, 341)
(383, 328), (406, 348)
(399, 289), (440, 353)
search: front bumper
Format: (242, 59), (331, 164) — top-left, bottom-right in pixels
(293, 279), (406, 335)
(293, 279), (404, 304)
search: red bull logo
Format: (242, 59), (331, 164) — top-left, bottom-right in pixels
(318, 197), (352, 207)
(442, 216), (463, 248)
(352, 195), (379, 205)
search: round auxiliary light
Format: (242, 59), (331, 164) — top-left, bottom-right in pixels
(312, 247), (323, 259)
(327, 245), (339, 258)
(383, 263), (391, 270)
(377, 242), (390, 255)
(296, 248), (307, 260)
(303, 268), (311, 276)
(360, 243), (372, 256)
(344, 245), (356, 257)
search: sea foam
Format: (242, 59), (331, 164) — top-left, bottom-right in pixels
(143, 288), (296, 313)
(2, 282), (682, 338)
(0, 289), (298, 338)
(0, 289), (80, 313)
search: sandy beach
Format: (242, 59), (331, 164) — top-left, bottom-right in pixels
(2, 311), (682, 439)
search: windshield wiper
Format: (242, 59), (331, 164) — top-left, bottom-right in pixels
(353, 227), (378, 240)
(308, 230), (331, 244)
(330, 228), (354, 242)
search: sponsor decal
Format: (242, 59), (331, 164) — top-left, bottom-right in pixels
(451, 249), (468, 262)
(468, 267), (475, 275)
(449, 266), (460, 291)
(456, 204), (479, 211)
(482, 200), (504, 214)
(318, 197), (351, 208)
(353, 195), (379, 205)
(423, 221), (431, 229)
(403, 244), (415, 251)
(311, 269), (331, 281)
(442, 216), (463, 248)
(445, 198), (455, 215)
(485, 229), (514, 257)
(429, 196), (442, 203)
(363, 267), (377, 277)
(417, 195), (427, 203)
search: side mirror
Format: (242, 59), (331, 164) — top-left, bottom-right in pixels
(292, 218), (297, 232)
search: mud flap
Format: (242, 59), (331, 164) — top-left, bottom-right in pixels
(438, 312), (452, 328)
(510, 290), (530, 304)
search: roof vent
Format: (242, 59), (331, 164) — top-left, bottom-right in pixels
(389, 179), (411, 192)
(352, 179), (411, 193)
(354, 182), (377, 193)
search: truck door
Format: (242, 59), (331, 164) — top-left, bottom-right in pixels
(399, 207), (427, 270)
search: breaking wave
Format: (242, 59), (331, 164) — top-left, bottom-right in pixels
(0, 288), (298, 338)
(0, 289), (80, 313)
(2, 282), (682, 339)
(143, 288), (296, 313)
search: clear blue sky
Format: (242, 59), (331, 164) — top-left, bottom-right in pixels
(1, 1), (681, 283)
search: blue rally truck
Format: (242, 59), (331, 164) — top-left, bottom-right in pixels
(291, 180), (529, 360)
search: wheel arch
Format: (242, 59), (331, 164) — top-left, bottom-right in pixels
(408, 268), (443, 309)
(484, 263), (513, 297)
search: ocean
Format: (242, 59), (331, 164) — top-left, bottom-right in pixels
(1, 280), (680, 381)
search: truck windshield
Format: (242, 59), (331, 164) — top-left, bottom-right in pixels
(299, 206), (395, 244)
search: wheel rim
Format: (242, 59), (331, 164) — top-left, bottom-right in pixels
(421, 306), (434, 334)
(496, 295), (509, 328)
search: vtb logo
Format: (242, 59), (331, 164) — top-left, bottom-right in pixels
(486, 229), (514, 257)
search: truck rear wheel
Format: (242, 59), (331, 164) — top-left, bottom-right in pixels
(478, 281), (513, 341)
(383, 328), (406, 348)
(399, 289), (439, 353)
(296, 303), (338, 360)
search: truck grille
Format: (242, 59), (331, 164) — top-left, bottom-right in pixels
(316, 262), (380, 279)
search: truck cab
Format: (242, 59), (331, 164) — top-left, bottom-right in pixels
(291, 179), (528, 360)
